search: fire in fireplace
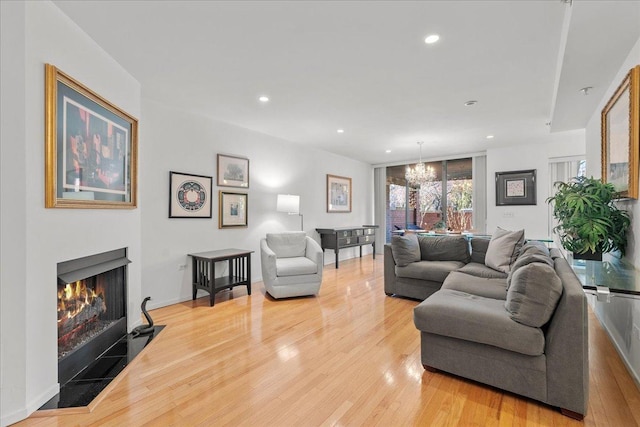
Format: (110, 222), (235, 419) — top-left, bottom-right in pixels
(57, 248), (129, 385)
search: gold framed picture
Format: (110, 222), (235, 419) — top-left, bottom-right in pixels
(601, 65), (639, 199)
(45, 64), (138, 208)
(219, 191), (248, 228)
(327, 174), (352, 213)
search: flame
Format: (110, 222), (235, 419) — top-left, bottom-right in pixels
(57, 280), (99, 323)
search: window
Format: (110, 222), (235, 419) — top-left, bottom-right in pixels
(385, 158), (473, 242)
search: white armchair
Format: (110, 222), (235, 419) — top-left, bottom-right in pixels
(260, 232), (324, 299)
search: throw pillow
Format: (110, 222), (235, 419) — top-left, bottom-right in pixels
(390, 233), (421, 267)
(505, 262), (562, 328)
(485, 227), (525, 273)
(506, 252), (554, 290)
(417, 235), (470, 262)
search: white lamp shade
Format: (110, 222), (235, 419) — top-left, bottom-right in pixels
(276, 194), (300, 214)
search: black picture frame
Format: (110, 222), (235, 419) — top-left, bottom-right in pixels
(495, 169), (536, 206)
(169, 171), (213, 218)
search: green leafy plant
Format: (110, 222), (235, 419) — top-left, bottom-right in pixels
(547, 176), (631, 255)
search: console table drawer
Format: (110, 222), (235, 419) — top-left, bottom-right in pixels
(338, 237), (356, 246)
(338, 230), (352, 238)
(363, 228), (375, 235)
(358, 235), (374, 244)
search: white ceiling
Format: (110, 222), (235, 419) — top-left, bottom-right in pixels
(52, 0), (640, 165)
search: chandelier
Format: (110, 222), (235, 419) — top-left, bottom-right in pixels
(405, 141), (436, 186)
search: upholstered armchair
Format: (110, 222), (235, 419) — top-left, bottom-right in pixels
(260, 231), (324, 298)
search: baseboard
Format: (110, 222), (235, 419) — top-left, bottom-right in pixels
(1, 383), (59, 426)
(145, 280), (264, 311)
(594, 309), (640, 391)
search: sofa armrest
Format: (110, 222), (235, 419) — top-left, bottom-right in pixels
(260, 239), (278, 281)
(384, 244), (398, 295)
(544, 257), (589, 415)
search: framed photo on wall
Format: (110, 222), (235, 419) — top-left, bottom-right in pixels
(44, 64), (138, 208)
(219, 191), (248, 228)
(169, 171), (212, 218)
(601, 65), (639, 199)
(327, 174), (352, 213)
(217, 154), (249, 188)
(495, 169), (537, 206)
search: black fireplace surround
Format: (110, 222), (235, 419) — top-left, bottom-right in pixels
(57, 248), (130, 386)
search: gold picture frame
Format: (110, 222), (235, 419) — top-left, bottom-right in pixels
(327, 174), (352, 213)
(601, 65), (639, 199)
(45, 64), (138, 208)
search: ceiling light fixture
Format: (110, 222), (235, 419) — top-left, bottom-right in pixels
(486, 135), (494, 139)
(337, 129), (345, 134)
(385, 149), (392, 153)
(424, 34), (440, 44)
(464, 100), (477, 106)
(405, 142), (436, 187)
(579, 86), (593, 96)
(258, 96), (269, 102)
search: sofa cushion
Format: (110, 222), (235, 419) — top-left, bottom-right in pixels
(456, 262), (508, 279)
(414, 289), (545, 356)
(521, 241), (550, 257)
(470, 237), (491, 264)
(505, 262), (562, 328)
(485, 227), (525, 273)
(442, 271), (508, 300)
(390, 233), (421, 267)
(506, 252), (554, 290)
(275, 257), (318, 277)
(418, 235), (470, 263)
(396, 260), (466, 283)
(266, 232), (307, 258)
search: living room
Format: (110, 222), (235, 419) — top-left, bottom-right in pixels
(1, 1), (639, 425)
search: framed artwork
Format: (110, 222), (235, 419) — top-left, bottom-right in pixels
(495, 169), (537, 206)
(601, 65), (639, 199)
(217, 154), (249, 188)
(327, 174), (352, 213)
(219, 191), (248, 228)
(44, 64), (138, 208)
(169, 171), (212, 218)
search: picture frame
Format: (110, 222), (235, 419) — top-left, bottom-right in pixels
(219, 191), (248, 228)
(169, 171), (212, 218)
(495, 169), (537, 206)
(601, 65), (639, 199)
(327, 174), (352, 213)
(217, 154), (249, 188)
(45, 64), (138, 208)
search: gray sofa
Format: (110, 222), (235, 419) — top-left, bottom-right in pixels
(385, 233), (589, 419)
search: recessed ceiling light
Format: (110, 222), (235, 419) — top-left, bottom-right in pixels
(464, 100), (478, 106)
(579, 86), (593, 96)
(337, 129), (345, 134)
(424, 34), (440, 44)
(258, 96), (269, 102)
(385, 149), (392, 153)
(486, 135), (494, 139)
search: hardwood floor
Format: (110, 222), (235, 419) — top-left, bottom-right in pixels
(20, 256), (640, 426)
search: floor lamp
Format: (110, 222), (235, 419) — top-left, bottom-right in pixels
(277, 194), (303, 231)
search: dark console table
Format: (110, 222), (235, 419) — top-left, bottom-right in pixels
(316, 225), (378, 268)
(188, 248), (253, 306)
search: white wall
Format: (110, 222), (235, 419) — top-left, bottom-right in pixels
(486, 130), (585, 239)
(583, 35), (640, 387)
(140, 100), (374, 310)
(0, 2), (142, 425)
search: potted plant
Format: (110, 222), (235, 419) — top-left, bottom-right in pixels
(547, 176), (631, 260)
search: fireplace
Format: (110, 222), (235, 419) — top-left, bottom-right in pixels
(57, 248), (129, 385)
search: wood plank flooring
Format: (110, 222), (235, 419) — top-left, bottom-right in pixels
(19, 255), (640, 426)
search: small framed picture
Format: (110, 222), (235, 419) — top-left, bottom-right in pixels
(219, 191), (248, 228)
(217, 154), (249, 188)
(495, 170), (536, 206)
(327, 174), (352, 213)
(169, 171), (212, 218)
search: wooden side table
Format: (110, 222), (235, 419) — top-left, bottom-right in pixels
(188, 248), (253, 306)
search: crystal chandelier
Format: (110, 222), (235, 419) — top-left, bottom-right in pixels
(405, 141), (436, 186)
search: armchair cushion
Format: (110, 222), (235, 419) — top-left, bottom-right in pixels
(276, 257), (319, 277)
(266, 232), (307, 258)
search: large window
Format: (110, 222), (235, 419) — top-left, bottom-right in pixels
(386, 158), (473, 242)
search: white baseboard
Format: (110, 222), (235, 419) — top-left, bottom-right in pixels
(1, 383), (59, 427)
